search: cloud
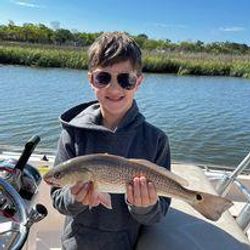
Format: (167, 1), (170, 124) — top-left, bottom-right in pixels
(151, 22), (187, 29)
(219, 26), (245, 32)
(11, 0), (45, 8)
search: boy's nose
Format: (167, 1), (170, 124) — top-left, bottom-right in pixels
(108, 77), (122, 91)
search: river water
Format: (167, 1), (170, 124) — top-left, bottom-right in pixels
(0, 65), (249, 167)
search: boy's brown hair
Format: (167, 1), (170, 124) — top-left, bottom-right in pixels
(88, 32), (142, 74)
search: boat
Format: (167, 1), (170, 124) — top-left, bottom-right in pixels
(1, 148), (250, 249)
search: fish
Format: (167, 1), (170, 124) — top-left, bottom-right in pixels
(43, 153), (233, 221)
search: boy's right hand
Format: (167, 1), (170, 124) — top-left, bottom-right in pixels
(70, 181), (101, 208)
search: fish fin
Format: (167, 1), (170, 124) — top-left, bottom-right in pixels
(130, 159), (189, 187)
(188, 191), (233, 221)
(87, 182), (112, 210)
(98, 192), (112, 209)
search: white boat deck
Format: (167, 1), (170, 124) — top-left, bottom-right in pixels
(1, 152), (250, 249)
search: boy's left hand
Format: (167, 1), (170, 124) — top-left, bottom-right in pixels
(126, 176), (158, 208)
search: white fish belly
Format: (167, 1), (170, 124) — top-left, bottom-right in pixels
(96, 180), (126, 194)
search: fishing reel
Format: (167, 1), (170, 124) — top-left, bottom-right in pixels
(0, 136), (48, 250)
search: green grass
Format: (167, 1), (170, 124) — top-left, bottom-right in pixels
(1, 45), (250, 78)
(143, 52), (250, 78)
(0, 46), (88, 69)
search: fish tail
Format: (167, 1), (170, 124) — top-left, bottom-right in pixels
(188, 191), (233, 221)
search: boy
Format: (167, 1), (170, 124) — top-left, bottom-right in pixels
(51, 32), (171, 250)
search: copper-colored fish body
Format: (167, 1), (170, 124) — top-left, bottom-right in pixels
(43, 153), (233, 221)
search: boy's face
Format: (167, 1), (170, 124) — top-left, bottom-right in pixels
(88, 60), (143, 120)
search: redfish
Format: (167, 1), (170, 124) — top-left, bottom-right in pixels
(43, 153), (233, 221)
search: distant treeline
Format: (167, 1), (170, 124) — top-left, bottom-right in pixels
(0, 21), (250, 54)
(1, 22), (250, 78)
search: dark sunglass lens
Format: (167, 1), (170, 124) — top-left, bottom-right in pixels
(94, 72), (111, 87)
(117, 73), (137, 90)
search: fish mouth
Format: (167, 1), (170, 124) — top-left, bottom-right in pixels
(44, 179), (61, 187)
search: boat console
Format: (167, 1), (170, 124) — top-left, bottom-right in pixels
(0, 136), (47, 250)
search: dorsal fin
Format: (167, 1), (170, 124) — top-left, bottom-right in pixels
(129, 158), (189, 187)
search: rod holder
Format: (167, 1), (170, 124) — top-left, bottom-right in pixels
(14, 135), (40, 171)
(216, 151), (250, 197)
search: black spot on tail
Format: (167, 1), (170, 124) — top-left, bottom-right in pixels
(196, 194), (203, 201)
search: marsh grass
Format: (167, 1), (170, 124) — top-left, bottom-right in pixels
(0, 46), (88, 69)
(0, 45), (250, 78)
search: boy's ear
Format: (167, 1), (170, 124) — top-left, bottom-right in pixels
(140, 74), (144, 83)
(88, 72), (95, 89)
(134, 74), (144, 91)
(88, 72), (92, 83)
(137, 74), (144, 86)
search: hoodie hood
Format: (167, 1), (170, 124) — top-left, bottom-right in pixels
(60, 100), (145, 133)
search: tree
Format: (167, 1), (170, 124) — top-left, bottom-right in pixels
(52, 28), (74, 45)
(179, 41), (196, 52)
(37, 24), (53, 43)
(134, 34), (148, 48)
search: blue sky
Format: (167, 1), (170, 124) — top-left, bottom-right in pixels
(1, 0), (250, 44)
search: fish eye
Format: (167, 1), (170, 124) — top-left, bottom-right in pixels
(54, 172), (62, 179)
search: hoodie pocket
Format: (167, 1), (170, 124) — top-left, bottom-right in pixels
(63, 227), (132, 250)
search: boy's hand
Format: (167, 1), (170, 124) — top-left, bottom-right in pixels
(126, 176), (158, 208)
(70, 181), (100, 207)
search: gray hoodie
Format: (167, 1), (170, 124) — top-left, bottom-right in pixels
(51, 100), (171, 250)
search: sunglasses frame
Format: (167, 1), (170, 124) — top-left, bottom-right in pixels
(90, 70), (140, 90)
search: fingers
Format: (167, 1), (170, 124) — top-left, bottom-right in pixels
(140, 176), (150, 205)
(126, 183), (134, 204)
(88, 183), (101, 207)
(126, 176), (158, 208)
(70, 181), (100, 207)
(133, 177), (142, 206)
(71, 181), (90, 204)
(70, 181), (86, 195)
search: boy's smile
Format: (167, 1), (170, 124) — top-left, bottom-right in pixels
(106, 96), (124, 102)
(89, 60), (143, 129)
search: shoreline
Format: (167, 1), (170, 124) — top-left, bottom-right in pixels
(1, 45), (250, 79)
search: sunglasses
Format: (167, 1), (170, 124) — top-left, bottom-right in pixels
(91, 71), (139, 90)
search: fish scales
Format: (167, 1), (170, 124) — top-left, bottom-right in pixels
(56, 154), (199, 199)
(79, 155), (191, 199)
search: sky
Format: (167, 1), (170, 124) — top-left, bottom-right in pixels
(0, 0), (250, 44)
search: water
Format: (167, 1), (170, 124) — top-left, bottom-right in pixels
(0, 65), (249, 167)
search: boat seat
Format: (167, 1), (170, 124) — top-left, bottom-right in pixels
(136, 163), (250, 250)
(20, 160), (250, 249)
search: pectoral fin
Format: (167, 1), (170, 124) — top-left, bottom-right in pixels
(97, 192), (112, 209)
